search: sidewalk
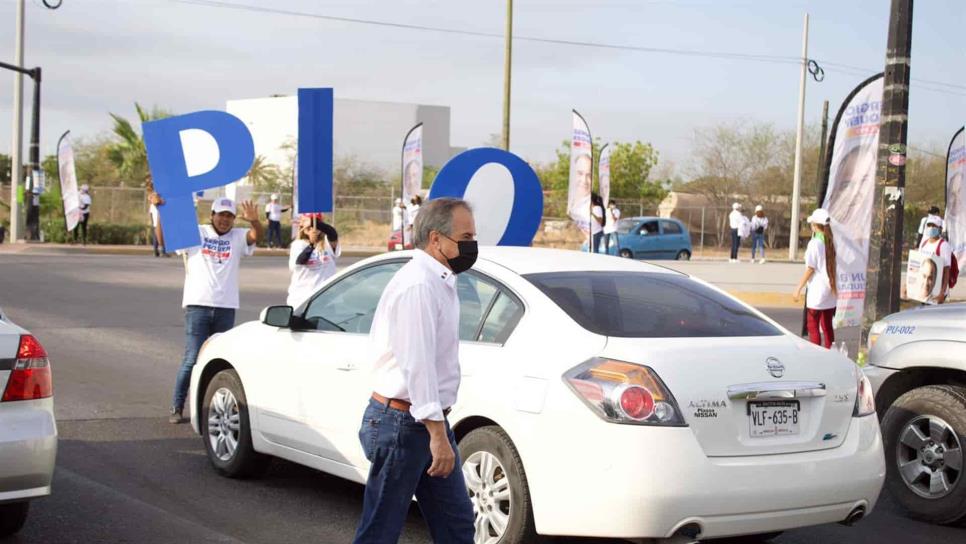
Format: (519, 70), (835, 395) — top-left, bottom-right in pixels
(0, 242), (380, 258)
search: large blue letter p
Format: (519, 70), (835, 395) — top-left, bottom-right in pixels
(144, 111), (255, 251)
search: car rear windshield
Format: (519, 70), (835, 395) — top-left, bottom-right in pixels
(525, 271), (782, 338)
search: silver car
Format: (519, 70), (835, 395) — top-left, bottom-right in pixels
(0, 307), (57, 536)
(864, 302), (966, 525)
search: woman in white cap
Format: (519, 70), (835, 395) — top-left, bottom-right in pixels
(751, 204), (768, 263)
(793, 208), (838, 348)
(287, 214), (340, 308)
(918, 214), (952, 304)
(728, 202), (743, 262)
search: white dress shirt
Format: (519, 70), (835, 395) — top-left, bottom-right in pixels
(369, 250), (460, 421)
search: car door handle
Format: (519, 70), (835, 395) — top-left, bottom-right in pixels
(336, 361), (359, 371)
(727, 381), (826, 400)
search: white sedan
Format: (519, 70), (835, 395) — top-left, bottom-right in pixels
(0, 307), (57, 537)
(189, 247), (885, 543)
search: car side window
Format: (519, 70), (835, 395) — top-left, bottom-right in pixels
(661, 221), (682, 235)
(457, 273), (499, 341)
(478, 292), (524, 344)
(639, 221), (659, 236)
(304, 261), (405, 334)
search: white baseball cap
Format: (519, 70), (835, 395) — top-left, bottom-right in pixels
(270, 193), (279, 200)
(755, 204), (763, 212)
(732, 202), (741, 210)
(806, 208), (831, 225)
(925, 214), (944, 229)
(212, 197), (236, 216)
(80, 184), (89, 192)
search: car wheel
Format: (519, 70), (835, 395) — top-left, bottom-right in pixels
(0, 501), (29, 537)
(619, 249), (633, 259)
(707, 532), (783, 543)
(676, 249), (691, 260)
(459, 426), (539, 544)
(881, 385), (966, 525)
(202, 369), (270, 479)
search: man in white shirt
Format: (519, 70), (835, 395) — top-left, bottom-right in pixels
(603, 199), (621, 254)
(264, 193), (290, 249)
(148, 201), (169, 257)
(728, 202), (743, 262)
(919, 215), (952, 304)
(353, 197), (476, 544)
(751, 204), (769, 264)
(76, 184), (92, 245)
(167, 197), (264, 423)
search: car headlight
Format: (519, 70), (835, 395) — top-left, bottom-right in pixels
(867, 321), (887, 351)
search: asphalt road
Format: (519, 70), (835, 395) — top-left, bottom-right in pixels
(1, 253), (961, 544)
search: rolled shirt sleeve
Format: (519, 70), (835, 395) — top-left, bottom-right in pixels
(390, 285), (445, 421)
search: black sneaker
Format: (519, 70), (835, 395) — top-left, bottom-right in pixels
(168, 407), (186, 424)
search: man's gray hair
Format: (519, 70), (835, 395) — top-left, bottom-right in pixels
(413, 197), (473, 249)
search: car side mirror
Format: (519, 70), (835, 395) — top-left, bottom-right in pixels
(261, 305), (294, 328)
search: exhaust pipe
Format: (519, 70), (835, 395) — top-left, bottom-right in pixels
(839, 506), (866, 527)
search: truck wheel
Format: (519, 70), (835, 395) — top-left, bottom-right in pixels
(881, 385), (966, 525)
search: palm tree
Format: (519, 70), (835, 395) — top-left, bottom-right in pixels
(247, 155), (282, 193)
(107, 103), (171, 190)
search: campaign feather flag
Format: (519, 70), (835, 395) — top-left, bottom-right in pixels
(945, 126), (966, 276)
(567, 110), (593, 234)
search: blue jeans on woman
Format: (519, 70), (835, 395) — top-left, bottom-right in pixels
(752, 232), (766, 260)
(172, 305), (235, 411)
(353, 398), (475, 544)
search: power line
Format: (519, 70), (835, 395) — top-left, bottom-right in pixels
(171, 0), (966, 97)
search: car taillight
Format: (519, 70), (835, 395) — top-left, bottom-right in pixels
(564, 358), (685, 426)
(2, 334), (53, 402)
(853, 366), (875, 417)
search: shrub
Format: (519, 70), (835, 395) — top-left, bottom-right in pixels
(42, 218), (151, 245)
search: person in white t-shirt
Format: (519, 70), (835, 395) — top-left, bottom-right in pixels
(405, 195), (423, 247)
(167, 197), (264, 423)
(793, 208), (839, 349)
(148, 200), (169, 258)
(391, 198), (405, 232)
(916, 205), (941, 247)
(919, 215), (952, 304)
(76, 184), (92, 245)
(590, 192), (605, 253)
(751, 205), (769, 263)
(728, 202), (743, 262)
(287, 214), (340, 308)
(603, 200), (621, 254)
(264, 194), (290, 249)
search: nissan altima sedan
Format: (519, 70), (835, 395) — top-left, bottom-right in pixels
(0, 308), (57, 537)
(189, 247), (884, 543)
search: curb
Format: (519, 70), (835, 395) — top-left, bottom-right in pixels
(727, 291), (799, 309)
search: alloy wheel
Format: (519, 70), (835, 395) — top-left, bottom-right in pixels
(464, 451), (512, 544)
(208, 387), (241, 462)
(896, 415), (964, 499)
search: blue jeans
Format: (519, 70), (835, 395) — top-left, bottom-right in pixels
(267, 220), (282, 248)
(592, 231), (603, 253)
(730, 228), (740, 259)
(752, 232), (766, 259)
(353, 399), (474, 544)
(172, 305), (235, 411)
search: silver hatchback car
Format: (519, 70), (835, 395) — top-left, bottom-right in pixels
(864, 302), (966, 525)
(0, 307), (57, 536)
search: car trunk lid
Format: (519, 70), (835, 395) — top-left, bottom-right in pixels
(601, 335), (858, 457)
(0, 320), (24, 397)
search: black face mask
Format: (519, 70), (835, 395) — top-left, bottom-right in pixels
(439, 234), (478, 274)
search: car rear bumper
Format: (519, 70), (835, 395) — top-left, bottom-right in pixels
(0, 398), (57, 503)
(526, 414), (885, 539)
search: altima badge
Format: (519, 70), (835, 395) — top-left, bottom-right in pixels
(766, 357), (785, 379)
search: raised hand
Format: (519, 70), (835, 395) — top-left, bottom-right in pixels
(238, 200), (259, 223)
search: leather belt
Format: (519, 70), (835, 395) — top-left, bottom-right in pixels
(371, 392), (451, 417)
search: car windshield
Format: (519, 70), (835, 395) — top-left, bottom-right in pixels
(525, 271), (782, 338)
(616, 219), (639, 234)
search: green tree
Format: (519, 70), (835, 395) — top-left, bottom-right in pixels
(107, 103), (172, 189)
(246, 155), (283, 193)
(0, 153), (11, 184)
(608, 141), (663, 202)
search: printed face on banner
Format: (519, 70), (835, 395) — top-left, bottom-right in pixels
(906, 250), (943, 304)
(567, 113), (593, 232)
(402, 125), (423, 203)
(946, 129), (966, 273)
(599, 146), (611, 207)
(823, 76), (883, 328)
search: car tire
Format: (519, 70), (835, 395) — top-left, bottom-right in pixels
(619, 249), (633, 259)
(202, 369), (271, 479)
(0, 501), (29, 537)
(707, 532), (783, 543)
(458, 426), (540, 544)
(881, 385), (966, 525)
(676, 249), (691, 260)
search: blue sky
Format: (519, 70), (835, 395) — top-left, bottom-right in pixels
(0, 0), (963, 173)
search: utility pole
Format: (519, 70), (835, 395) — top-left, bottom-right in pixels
(501, 0), (513, 151)
(9, 0), (25, 242)
(815, 100), (830, 193)
(788, 13), (809, 261)
(862, 0), (913, 345)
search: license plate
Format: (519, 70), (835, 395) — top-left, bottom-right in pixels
(748, 400), (800, 437)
